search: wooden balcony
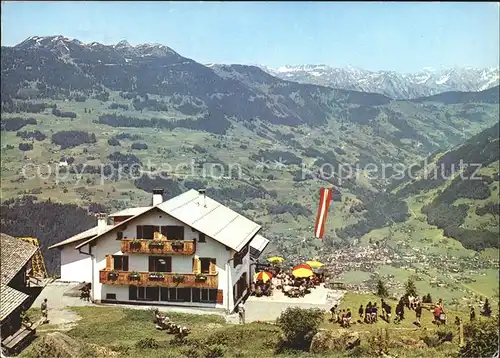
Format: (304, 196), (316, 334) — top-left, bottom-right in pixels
(99, 270), (218, 289)
(121, 239), (196, 255)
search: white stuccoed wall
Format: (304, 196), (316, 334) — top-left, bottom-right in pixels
(60, 242), (92, 283)
(91, 209), (234, 309)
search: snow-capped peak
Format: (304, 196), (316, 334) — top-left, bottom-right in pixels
(261, 65), (499, 99)
(115, 40), (132, 48)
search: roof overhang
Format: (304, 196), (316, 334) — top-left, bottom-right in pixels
(250, 234), (270, 260)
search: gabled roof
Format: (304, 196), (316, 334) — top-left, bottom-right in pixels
(0, 284), (29, 321)
(0, 233), (37, 285)
(48, 225), (115, 249)
(75, 189), (262, 252)
(157, 190), (261, 252)
(108, 206), (152, 217)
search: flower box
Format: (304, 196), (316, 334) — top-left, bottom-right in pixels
(171, 240), (184, 250)
(108, 271), (119, 281)
(173, 274), (185, 284)
(130, 240), (142, 250)
(148, 272), (165, 280)
(195, 274), (207, 282)
(148, 241), (165, 249)
(129, 271), (141, 281)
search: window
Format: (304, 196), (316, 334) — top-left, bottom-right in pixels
(160, 288), (169, 301)
(165, 226), (184, 240)
(209, 289), (217, 302)
(129, 286), (147, 300)
(200, 258), (216, 274)
(129, 286), (137, 300)
(202, 288), (209, 302)
(129, 286), (158, 301)
(148, 256), (171, 272)
(116, 231), (123, 240)
(198, 233), (206, 243)
(113, 255), (129, 271)
(106, 293), (116, 300)
(191, 288), (217, 303)
(233, 245), (248, 267)
(136, 225), (159, 239)
(146, 287), (159, 301)
(177, 288), (191, 302)
(192, 288), (201, 303)
(168, 288), (177, 300)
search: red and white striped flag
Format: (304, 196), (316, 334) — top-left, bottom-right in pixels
(314, 187), (333, 239)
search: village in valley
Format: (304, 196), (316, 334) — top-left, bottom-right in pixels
(1, 186), (498, 357)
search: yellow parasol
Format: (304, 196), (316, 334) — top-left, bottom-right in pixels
(254, 271), (273, 283)
(292, 264), (314, 278)
(306, 260), (324, 268)
(267, 256), (284, 263)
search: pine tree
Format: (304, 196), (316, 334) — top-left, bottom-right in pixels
(376, 279), (389, 298)
(404, 277), (418, 298)
(481, 298), (492, 317)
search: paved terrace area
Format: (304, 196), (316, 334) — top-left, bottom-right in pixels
(244, 284), (344, 322)
(30, 281), (344, 327)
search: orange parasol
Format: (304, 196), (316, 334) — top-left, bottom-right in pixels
(254, 271), (273, 283)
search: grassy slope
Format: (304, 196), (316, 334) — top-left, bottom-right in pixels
(20, 292), (497, 358)
(353, 127), (499, 305)
(1, 94), (498, 307)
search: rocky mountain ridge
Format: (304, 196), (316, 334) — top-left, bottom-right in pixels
(258, 64), (499, 100)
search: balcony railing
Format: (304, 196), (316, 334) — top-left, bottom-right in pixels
(99, 270), (218, 289)
(121, 239), (196, 255)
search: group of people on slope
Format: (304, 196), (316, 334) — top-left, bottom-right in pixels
(330, 296), (447, 327)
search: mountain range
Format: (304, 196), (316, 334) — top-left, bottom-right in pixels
(1, 35), (499, 267)
(257, 64), (499, 100)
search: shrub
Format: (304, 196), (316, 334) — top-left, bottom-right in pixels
(205, 331), (229, 346)
(460, 319), (499, 358)
(204, 344), (226, 358)
(404, 277), (418, 297)
(376, 279), (389, 298)
(18, 143), (33, 151)
(131, 142), (148, 150)
(107, 137), (121, 146)
(135, 337), (160, 349)
(276, 307), (325, 351)
(367, 329), (390, 356)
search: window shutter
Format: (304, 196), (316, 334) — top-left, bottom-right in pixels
(192, 257), (200, 274)
(105, 255), (113, 270)
(209, 259), (216, 274)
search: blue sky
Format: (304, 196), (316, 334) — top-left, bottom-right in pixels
(1, 1), (499, 72)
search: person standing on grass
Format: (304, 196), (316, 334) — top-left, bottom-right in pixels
(237, 301), (246, 324)
(469, 306), (476, 321)
(330, 304), (338, 322)
(358, 304), (364, 321)
(415, 303), (422, 326)
(385, 303), (392, 323)
(372, 303), (378, 322)
(41, 298), (48, 323)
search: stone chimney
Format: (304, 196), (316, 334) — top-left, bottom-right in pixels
(97, 213), (108, 234)
(198, 189), (207, 208)
(152, 188), (164, 206)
